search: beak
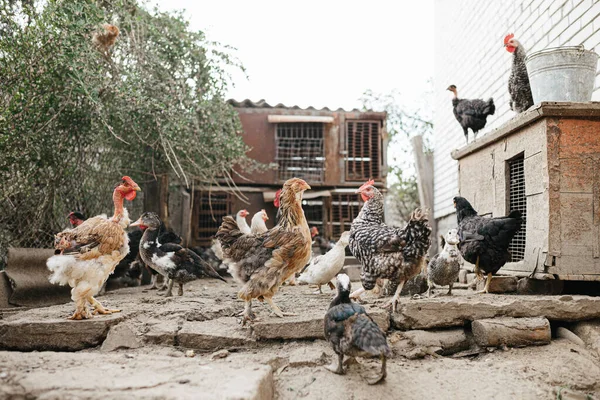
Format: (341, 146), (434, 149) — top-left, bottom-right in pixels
(130, 217), (142, 227)
(354, 188), (363, 194)
(304, 183), (311, 190)
(134, 185), (141, 192)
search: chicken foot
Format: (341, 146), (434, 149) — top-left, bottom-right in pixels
(265, 297), (297, 318)
(164, 279), (175, 297)
(241, 300), (256, 326)
(312, 285), (323, 295)
(89, 296), (121, 315)
(475, 273), (493, 294)
(178, 283), (184, 296)
(326, 352), (345, 375)
(381, 280), (405, 313)
(350, 287), (366, 300)
(367, 355), (387, 385)
(69, 297), (92, 320)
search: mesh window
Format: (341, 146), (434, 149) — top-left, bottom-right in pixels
(194, 192), (232, 244)
(346, 120), (381, 181)
(508, 155), (526, 262)
(330, 193), (363, 240)
(275, 122), (325, 183)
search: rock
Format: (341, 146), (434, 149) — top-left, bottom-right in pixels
(549, 350), (600, 390)
(555, 387), (597, 400)
(391, 295), (600, 330)
(0, 271), (14, 309)
(0, 313), (125, 351)
(287, 347), (328, 367)
(143, 320), (179, 346)
(517, 277), (564, 295)
(571, 320), (600, 356)
(472, 317), (550, 347)
(101, 323), (142, 352)
(399, 274), (428, 296)
(556, 327), (585, 347)
(185, 350), (195, 358)
(210, 349), (230, 360)
(252, 308), (389, 340)
(476, 276), (517, 293)
(342, 265), (361, 282)
(466, 273), (477, 284)
(178, 317), (255, 351)
(458, 269), (468, 284)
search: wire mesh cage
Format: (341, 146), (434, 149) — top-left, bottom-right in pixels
(345, 120), (382, 182)
(508, 155), (526, 262)
(192, 191), (232, 246)
(275, 122), (325, 183)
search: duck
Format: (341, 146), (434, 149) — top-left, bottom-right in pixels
(297, 231), (350, 294)
(427, 229), (462, 297)
(324, 274), (391, 385)
(131, 212), (226, 296)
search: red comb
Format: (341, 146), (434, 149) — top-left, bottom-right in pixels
(504, 33), (514, 45)
(358, 179), (375, 191)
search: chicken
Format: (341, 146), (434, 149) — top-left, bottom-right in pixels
(216, 178), (312, 324)
(311, 226), (335, 255)
(47, 176), (141, 320)
(348, 180), (431, 312)
(427, 229), (462, 297)
(454, 196), (523, 294)
(297, 231), (350, 294)
(324, 274), (391, 385)
(447, 85), (495, 144)
(92, 23), (120, 55)
(68, 211), (86, 228)
(505, 34), (534, 113)
(250, 209), (269, 235)
(236, 209), (251, 234)
(132, 212), (226, 296)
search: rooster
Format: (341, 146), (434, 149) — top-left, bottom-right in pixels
(348, 180), (431, 312)
(454, 196), (523, 294)
(47, 176), (141, 320)
(505, 34), (534, 113)
(447, 85), (495, 144)
(216, 178), (312, 324)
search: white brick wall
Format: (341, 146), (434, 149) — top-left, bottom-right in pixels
(433, 0), (600, 219)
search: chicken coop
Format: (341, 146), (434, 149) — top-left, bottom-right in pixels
(451, 102), (600, 281)
(179, 99), (388, 247)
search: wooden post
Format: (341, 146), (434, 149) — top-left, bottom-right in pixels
(411, 135), (436, 256)
(143, 174), (170, 229)
(472, 317), (551, 347)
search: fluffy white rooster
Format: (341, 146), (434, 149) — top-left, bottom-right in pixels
(297, 231), (350, 294)
(47, 176), (140, 320)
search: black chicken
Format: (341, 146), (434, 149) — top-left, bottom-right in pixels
(454, 197), (523, 293)
(447, 85), (495, 144)
(324, 274), (391, 385)
(505, 34), (534, 113)
(132, 212), (225, 296)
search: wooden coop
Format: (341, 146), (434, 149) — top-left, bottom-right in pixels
(452, 102), (600, 281)
(184, 99), (388, 247)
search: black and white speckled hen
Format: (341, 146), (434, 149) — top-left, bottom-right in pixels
(505, 34), (534, 113)
(348, 180), (431, 312)
(132, 212), (225, 296)
(324, 274), (391, 385)
(447, 85), (495, 144)
(454, 196), (523, 294)
(216, 178), (312, 324)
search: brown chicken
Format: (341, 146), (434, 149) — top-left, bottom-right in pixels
(47, 176), (141, 320)
(92, 23), (120, 55)
(216, 178), (312, 324)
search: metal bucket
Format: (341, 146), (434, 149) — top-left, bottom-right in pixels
(525, 46), (599, 103)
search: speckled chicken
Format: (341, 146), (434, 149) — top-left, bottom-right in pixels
(505, 34), (534, 113)
(132, 212), (225, 296)
(427, 229), (462, 297)
(349, 180), (431, 312)
(216, 178), (312, 324)
(297, 231), (350, 294)
(324, 274), (391, 385)
(454, 196), (523, 293)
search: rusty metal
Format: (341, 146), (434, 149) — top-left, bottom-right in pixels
(345, 120), (382, 182)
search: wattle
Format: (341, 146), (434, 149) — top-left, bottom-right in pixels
(506, 46), (516, 53)
(124, 191), (137, 201)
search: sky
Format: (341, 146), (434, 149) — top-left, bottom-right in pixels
(153, 0), (435, 111)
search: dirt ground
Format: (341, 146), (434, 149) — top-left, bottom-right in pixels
(0, 278), (599, 400)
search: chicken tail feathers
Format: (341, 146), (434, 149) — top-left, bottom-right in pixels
(351, 314), (392, 357)
(485, 98), (496, 115)
(216, 216), (244, 249)
(507, 210), (522, 220)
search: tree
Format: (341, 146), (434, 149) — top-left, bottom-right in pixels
(0, 0), (259, 267)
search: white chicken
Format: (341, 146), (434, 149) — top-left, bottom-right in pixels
(297, 231), (350, 294)
(47, 176), (141, 320)
(250, 209), (269, 235)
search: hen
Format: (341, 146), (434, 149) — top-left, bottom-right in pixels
(216, 178), (312, 324)
(349, 180), (431, 312)
(447, 85), (495, 144)
(505, 34), (534, 113)
(324, 274), (391, 385)
(133, 212), (225, 296)
(454, 196), (523, 293)
(47, 176), (141, 320)
(250, 209), (269, 235)
(427, 229), (462, 297)
(68, 211), (86, 228)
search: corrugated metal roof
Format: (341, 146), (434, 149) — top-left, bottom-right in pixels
(227, 98), (366, 113)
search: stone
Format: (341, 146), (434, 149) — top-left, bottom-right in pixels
(185, 350), (195, 358)
(178, 317), (255, 350)
(252, 308), (389, 340)
(517, 277), (564, 295)
(401, 328), (471, 355)
(342, 265), (361, 282)
(287, 347), (328, 367)
(0, 313), (125, 351)
(458, 269), (468, 284)
(571, 320), (600, 356)
(0, 271), (13, 308)
(143, 320), (179, 346)
(472, 317), (550, 347)
(210, 349), (230, 360)
(391, 295), (600, 330)
(100, 323), (142, 352)
(476, 276), (518, 293)
(549, 350), (600, 390)
(556, 326), (585, 347)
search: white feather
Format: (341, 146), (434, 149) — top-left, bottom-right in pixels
(297, 232), (350, 286)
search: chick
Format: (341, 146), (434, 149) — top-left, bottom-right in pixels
(427, 229), (462, 297)
(324, 274), (391, 385)
(297, 231), (350, 294)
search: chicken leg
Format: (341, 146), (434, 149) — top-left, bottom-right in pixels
(327, 281), (336, 290)
(426, 278), (434, 298)
(381, 279), (405, 313)
(178, 282), (184, 296)
(367, 355), (387, 385)
(326, 352), (345, 375)
(350, 287), (366, 300)
(69, 286), (92, 320)
(164, 279), (175, 297)
(476, 273), (493, 294)
(241, 300), (256, 326)
(313, 284), (323, 295)
(265, 297), (297, 318)
(89, 296), (121, 315)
